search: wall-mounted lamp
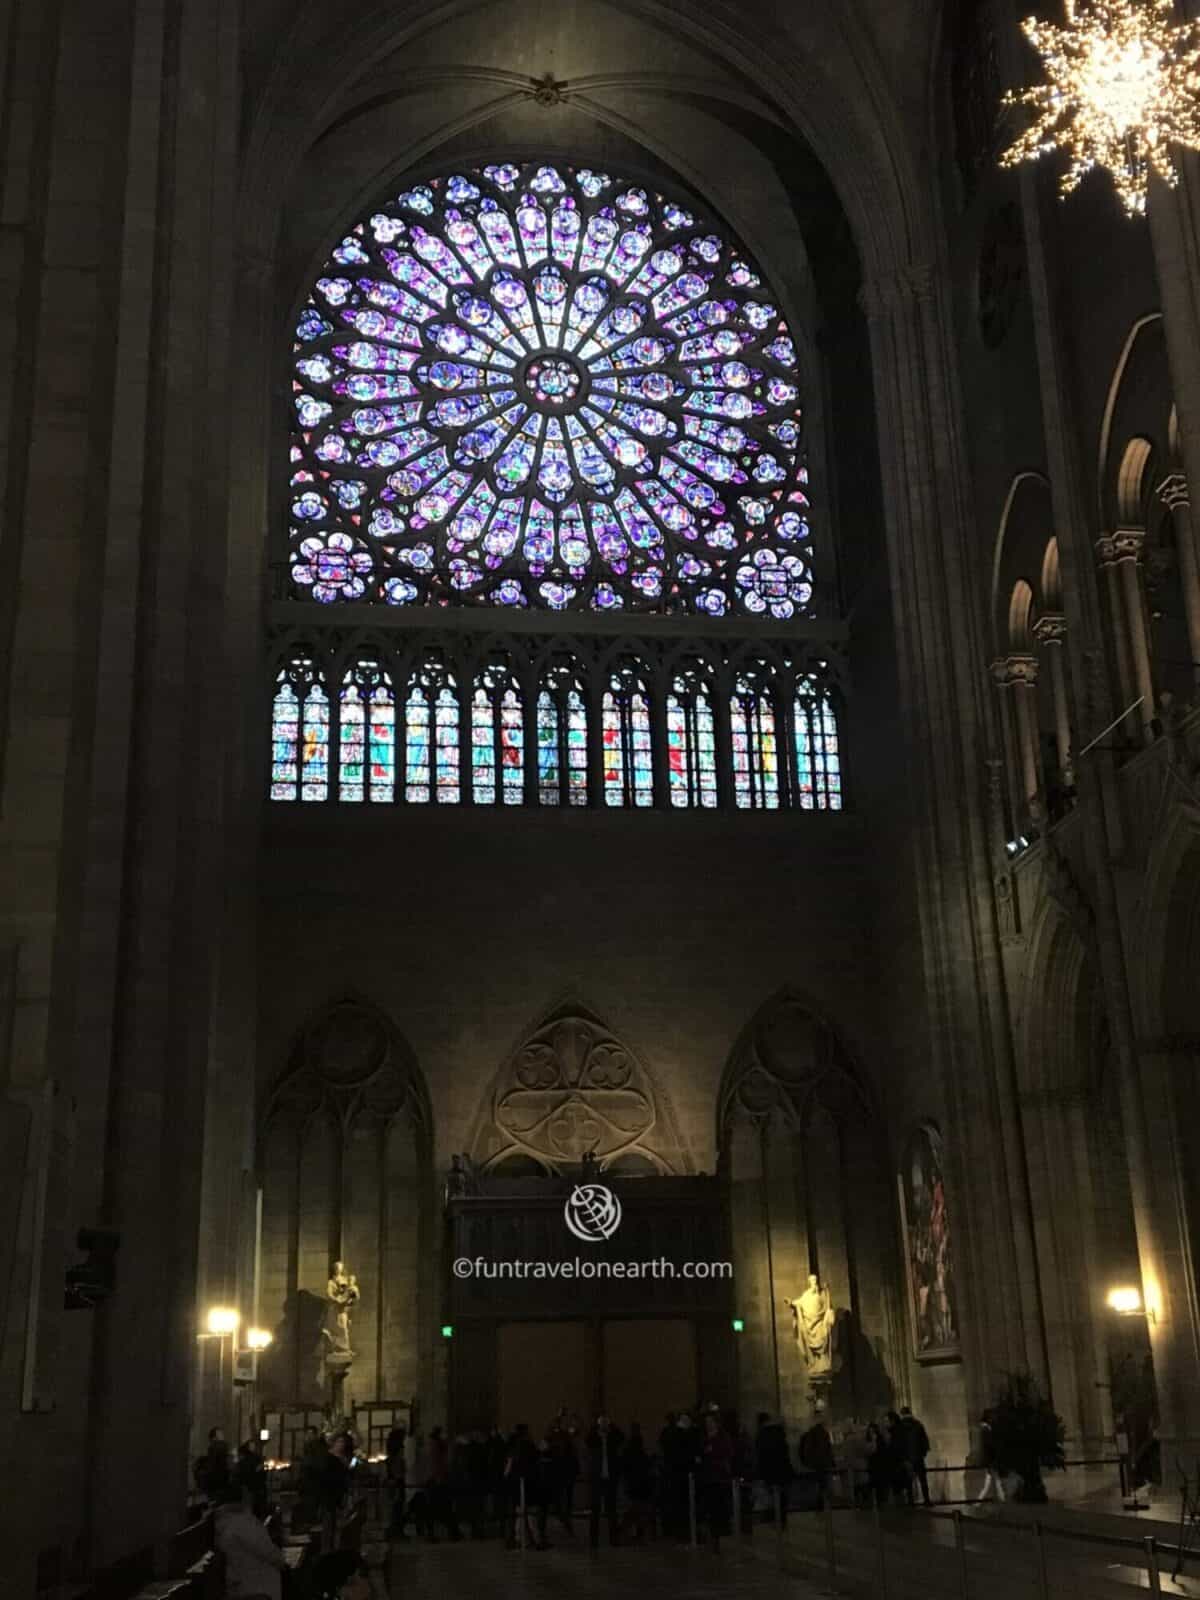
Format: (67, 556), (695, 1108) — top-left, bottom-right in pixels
(205, 1306), (241, 1337)
(1106, 1285), (1155, 1322)
(245, 1327), (273, 1351)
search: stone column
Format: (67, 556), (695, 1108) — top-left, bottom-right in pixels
(991, 654), (1040, 820)
(1095, 535), (1138, 726)
(1111, 529), (1157, 742)
(1032, 613), (1073, 788)
(1157, 474), (1200, 697)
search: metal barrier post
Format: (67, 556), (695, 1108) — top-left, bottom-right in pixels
(773, 1485), (783, 1542)
(1145, 1535), (1163, 1597)
(953, 1510), (969, 1599)
(825, 1500), (837, 1586)
(688, 1472), (698, 1547)
(1032, 1520), (1049, 1600)
(518, 1477), (526, 1552)
(874, 1498), (890, 1600)
(731, 1478), (740, 1539)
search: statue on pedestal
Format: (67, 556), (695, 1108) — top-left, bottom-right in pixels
(445, 1152), (477, 1203)
(785, 1273), (838, 1380)
(322, 1259), (359, 1410)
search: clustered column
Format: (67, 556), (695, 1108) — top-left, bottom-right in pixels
(1158, 473), (1200, 696)
(1031, 613), (1073, 793)
(1096, 531), (1155, 743)
(990, 653), (1041, 830)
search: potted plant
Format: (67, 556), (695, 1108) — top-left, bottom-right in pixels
(990, 1372), (1066, 1503)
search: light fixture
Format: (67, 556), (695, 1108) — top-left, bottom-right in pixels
(206, 1306), (240, 1336)
(245, 1327), (273, 1351)
(732, 1318), (745, 1333)
(1000, 0), (1200, 216)
(1106, 1284), (1153, 1318)
(441, 1323), (454, 1339)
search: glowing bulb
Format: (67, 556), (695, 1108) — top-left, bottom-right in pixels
(246, 1327), (273, 1351)
(206, 1306), (240, 1336)
(1106, 1285), (1143, 1314)
(1000, 0), (1200, 216)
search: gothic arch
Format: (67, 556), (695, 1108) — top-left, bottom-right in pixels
(257, 994), (434, 1409)
(1135, 795), (1200, 1041)
(467, 999), (694, 1174)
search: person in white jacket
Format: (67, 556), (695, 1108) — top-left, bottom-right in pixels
(213, 1489), (287, 1600)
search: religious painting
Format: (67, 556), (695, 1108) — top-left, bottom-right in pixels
(898, 1122), (960, 1361)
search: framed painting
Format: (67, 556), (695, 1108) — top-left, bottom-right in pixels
(898, 1122), (960, 1361)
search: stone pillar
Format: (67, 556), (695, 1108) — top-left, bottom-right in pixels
(1095, 535), (1138, 728)
(1032, 613), (1073, 788)
(991, 654), (1040, 820)
(1111, 529), (1156, 742)
(1157, 474), (1200, 696)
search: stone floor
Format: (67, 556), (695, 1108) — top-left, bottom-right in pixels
(377, 1535), (820, 1597)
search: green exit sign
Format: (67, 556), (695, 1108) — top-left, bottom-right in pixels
(732, 1318), (745, 1333)
(441, 1324), (454, 1339)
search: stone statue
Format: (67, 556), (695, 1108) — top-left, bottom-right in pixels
(785, 1273), (837, 1377)
(445, 1152), (476, 1202)
(324, 1258), (359, 1358)
(580, 1146), (600, 1181)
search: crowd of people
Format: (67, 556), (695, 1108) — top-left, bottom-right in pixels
(366, 1401), (935, 1553)
(193, 1399), (938, 1589)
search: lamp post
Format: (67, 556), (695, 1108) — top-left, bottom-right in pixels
(197, 1308), (241, 1445)
(1106, 1286), (1156, 1508)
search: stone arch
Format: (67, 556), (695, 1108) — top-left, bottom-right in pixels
(1017, 897), (1146, 1450)
(1135, 794), (1200, 1040)
(1098, 315), (1171, 528)
(467, 999), (694, 1175)
(257, 993), (434, 1410)
(717, 989), (902, 1426)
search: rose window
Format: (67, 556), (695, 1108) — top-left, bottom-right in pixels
(289, 162), (814, 617)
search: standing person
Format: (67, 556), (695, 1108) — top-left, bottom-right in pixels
(865, 1422), (890, 1507)
(799, 1417), (836, 1511)
(503, 1423), (538, 1549)
(547, 1408), (579, 1537)
(976, 1409), (1006, 1503)
(426, 1426), (461, 1541)
(213, 1483), (288, 1600)
(235, 1439), (269, 1518)
(697, 1412), (734, 1553)
(586, 1414), (625, 1548)
(621, 1421), (654, 1541)
(755, 1411), (794, 1526)
(384, 1424), (407, 1537)
(202, 1426), (232, 1502)
(460, 1429), (489, 1539)
(320, 1434), (352, 1548)
(485, 1425), (508, 1536)
(883, 1412), (911, 1502)
(897, 1406), (932, 1506)
(657, 1413), (684, 1539)
(531, 1437), (556, 1549)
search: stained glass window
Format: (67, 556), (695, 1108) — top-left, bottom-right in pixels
(537, 661), (589, 805)
(794, 675), (842, 810)
(287, 162), (813, 617)
(339, 659), (396, 802)
(405, 658), (460, 803)
(471, 661), (524, 804)
(731, 666), (780, 809)
(271, 657), (330, 802)
(602, 662), (654, 807)
(666, 663), (718, 808)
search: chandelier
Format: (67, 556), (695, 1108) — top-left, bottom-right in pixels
(1000, 0), (1200, 216)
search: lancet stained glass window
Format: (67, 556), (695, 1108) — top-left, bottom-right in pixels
(537, 661), (589, 805)
(731, 666), (780, 810)
(405, 658), (460, 803)
(339, 658), (396, 802)
(471, 661), (525, 804)
(603, 662), (654, 807)
(666, 664), (718, 808)
(271, 657), (331, 802)
(794, 674), (842, 810)
(288, 162), (813, 617)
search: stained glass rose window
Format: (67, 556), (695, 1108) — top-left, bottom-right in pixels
(288, 163), (813, 617)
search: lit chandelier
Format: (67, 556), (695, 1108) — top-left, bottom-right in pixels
(1000, 0), (1200, 216)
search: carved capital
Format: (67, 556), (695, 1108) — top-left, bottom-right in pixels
(857, 260), (936, 319)
(1032, 612), (1067, 646)
(991, 652), (1039, 688)
(1112, 526), (1145, 562)
(1159, 472), (1190, 512)
(1095, 533), (1116, 568)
